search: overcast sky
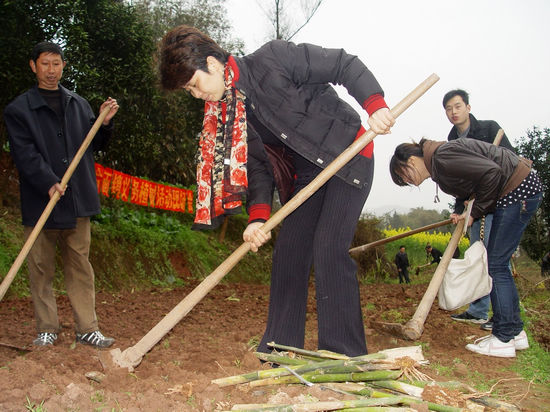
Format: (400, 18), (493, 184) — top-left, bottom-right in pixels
(225, 0), (550, 215)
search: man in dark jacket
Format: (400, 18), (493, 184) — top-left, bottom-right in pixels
(425, 244), (442, 264)
(4, 42), (119, 347)
(443, 89), (515, 328)
(394, 245), (410, 284)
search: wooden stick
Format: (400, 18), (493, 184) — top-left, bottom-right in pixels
(349, 219), (452, 255)
(248, 369), (402, 387)
(493, 128), (504, 147)
(401, 219), (465, 340)
(110, 74), (440, 371)
(0, 106), (112, 301)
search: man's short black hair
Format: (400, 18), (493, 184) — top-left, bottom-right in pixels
(442, 89), (469, 107)
(31, 42), (65, 62)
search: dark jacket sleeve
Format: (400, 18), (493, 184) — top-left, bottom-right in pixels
(245, 122), (274, 220)
(4, 104), (59, 194)
(268, 40), (385, 107)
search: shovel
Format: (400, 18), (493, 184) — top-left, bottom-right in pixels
(108, 73), (440, 371)
(0, 106), (112, 301)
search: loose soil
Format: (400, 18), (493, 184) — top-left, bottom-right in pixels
(1, 264), (549, 411)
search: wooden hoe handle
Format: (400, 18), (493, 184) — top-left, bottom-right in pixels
(349, 218), (453, 255)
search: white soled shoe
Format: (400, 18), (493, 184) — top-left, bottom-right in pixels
(466, 330), (529, 357)
(466, 330), (529, 358)
(514, 330), (529, 350)
(466, 334), (515, 357)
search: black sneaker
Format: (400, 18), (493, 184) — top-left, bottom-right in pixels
(480, 318), (493, 331)
(450, 311), (488, 324)
(33, 332), (57, 346)
(76, 331), (115, 348)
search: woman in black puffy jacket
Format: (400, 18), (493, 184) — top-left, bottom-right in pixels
(158, 25), (395, 357)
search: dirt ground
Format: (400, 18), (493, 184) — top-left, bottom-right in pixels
(1, 260), (549, 412)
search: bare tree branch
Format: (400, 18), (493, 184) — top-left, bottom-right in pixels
(255, 0), (325, 41)
(287, 0), (323, 41)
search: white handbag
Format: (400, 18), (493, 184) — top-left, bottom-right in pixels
(438, 240), (492, 311)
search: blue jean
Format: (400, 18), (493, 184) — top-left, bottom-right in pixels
(466, 214), (493, 319)
(487, 193), (542, 342)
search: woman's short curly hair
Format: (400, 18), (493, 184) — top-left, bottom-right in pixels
(158, 25), (230, 91)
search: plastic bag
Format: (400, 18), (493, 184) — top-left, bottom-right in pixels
(438, 240), (492, 311)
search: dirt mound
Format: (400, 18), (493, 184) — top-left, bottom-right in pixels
(1, 280), (548, 411)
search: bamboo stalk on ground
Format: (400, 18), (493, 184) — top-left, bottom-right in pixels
(337, 408), (414, 412)
(232, 408), (413, 412)
(408, 380), (475, 393)
(248, 369), (402, 387)
(267, 342), (387, 362)
(253, 352), (311, 366)
(324, 383), (462, 412)
(267, 342), (351, 360)
(231, 407), (413, 412)
(214, 355), (393, 387)
(288, 382), (462, 412)
(371, 381), (423, 397)
(230, 396), (411, 411)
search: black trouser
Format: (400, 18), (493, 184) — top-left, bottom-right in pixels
(258, 163), (373, 357)
(398, 267), (410, 284)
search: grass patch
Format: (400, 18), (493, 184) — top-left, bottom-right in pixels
(513, 341), (550, 384)
(0, 204), (274, 298)
(380, 309), (406, 324)
(0, 211), (29, 298)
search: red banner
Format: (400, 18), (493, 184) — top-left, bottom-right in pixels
(94, 163), (193, 213)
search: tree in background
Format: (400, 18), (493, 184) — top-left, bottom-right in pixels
(379, 207), (452, 234)
(351, 214), (391, 280)
(0, 0), (243, 188)
(516, 126), (550, 262)
(256, 0), (324, 40)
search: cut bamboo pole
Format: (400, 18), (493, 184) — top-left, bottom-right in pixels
(400, 219), (465, 340)
(349, 219), (452, 255)
(253, 352), (310, 366)
(110, 74), (440, 370)
(248, 369), (402, 387)
(213, 357), (386, 387)
(372, 380), (423, 397)
(323, 383), (463, 412)
(267, 342), (387, 361)
(0, 106), (112, 301)
(230, 397), (410, 411)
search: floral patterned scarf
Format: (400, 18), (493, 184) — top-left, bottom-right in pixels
(193, 62), (247, 229)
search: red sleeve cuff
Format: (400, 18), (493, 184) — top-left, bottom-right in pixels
(248, 203), (271, 223)
(362, 94), (388, 116)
